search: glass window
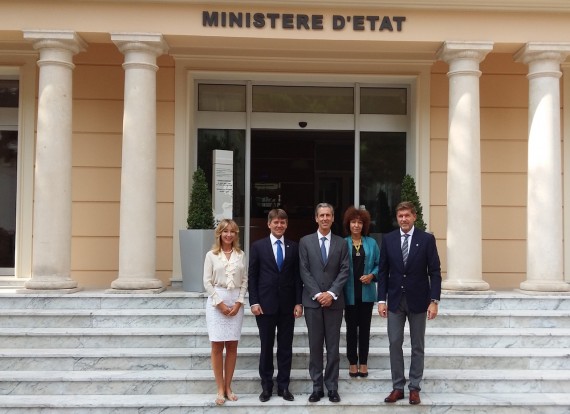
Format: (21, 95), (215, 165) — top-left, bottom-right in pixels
(0, 79), (18, 269)
(252, 85), (354, 114)
(197, 129), (246, 246)
(360, 87), (407, 115)
(359, 132), (406, 236)
(198, 84), (246, 112)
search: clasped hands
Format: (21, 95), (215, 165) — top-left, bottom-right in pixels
(317, 291), (334, 307)
(218, 301), (241, 317)
(359, 274), (374, 284)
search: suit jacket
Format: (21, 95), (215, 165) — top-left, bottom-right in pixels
(299, 232), (349, 310)
(377, 227), (441, 313)
(248, 236), (302, 315)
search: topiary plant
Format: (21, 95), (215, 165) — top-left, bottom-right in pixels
(187, 167), (215, 229)
(400, 174), (426, 231)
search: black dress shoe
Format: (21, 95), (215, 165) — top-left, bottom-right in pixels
(259, 390), (272, 402)
(328, 390), (341, 403)
(278, 388), (294, 401)
(308, 390), (324, 402)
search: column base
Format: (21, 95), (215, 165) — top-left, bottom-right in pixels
(520, 280), (570, 292)
(110, 277), (164, 292)
(24, 277), (79, 291)
(442, 279), (490, 291)
(18, 287), (82, 294)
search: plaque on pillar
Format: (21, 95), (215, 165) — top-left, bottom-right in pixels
(213, 150), (233, 224)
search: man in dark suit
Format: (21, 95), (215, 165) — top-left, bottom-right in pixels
(248, 208), (303, 402)
(299, 203), (349, 403)
(377, 201), (442, 405)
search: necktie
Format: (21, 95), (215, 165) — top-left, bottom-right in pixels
(402, 234), (410, 265)
(321, 237), (328, 263)
(276, 240), (283, 271)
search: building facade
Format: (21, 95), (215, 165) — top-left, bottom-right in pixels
(1, 0), (570, 292)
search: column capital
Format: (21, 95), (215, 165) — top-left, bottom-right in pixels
(515, 43), (570, 80)
(437, 41), (494, 64)
(111, 33), (168, 57)
(515, 42), (570, 65)
(23, 30), (87, 55)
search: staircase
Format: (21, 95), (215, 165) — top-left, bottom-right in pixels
(0, 289), (568, 413)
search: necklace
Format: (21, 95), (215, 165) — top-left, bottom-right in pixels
(222, 249), (233, 254)
(352, 238), (362, 256)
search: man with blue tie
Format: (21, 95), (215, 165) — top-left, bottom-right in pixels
(377, 201), (442, 405)
(249, 209), (303, 402)
(299, 203), (349, 403)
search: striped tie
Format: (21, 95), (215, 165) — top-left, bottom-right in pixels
(402, 234), (410, 265)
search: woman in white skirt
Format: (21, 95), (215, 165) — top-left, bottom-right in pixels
(203, 219), (248, 406)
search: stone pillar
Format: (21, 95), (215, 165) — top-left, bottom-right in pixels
(515, 43), (570, 292)
(110, 33), (168, 292)
(23, 30), (86, 292)
(437, 41), (493, 291)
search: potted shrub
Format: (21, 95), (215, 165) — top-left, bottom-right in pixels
(400, 174), (426, 231)
(179, 167), (215, 292)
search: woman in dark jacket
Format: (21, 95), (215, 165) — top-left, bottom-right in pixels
(342, 206), (380, 378)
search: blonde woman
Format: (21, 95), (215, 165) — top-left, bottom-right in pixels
(203, 219), (248, 405)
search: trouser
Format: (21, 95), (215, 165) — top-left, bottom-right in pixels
(387, 295), (427, 391)
(344, 300), (374, 365)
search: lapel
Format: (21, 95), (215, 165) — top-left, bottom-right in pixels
(283, 238), (292, 265)
(314, 232), (327, 267)
(265, 236), (280, 272)
(393, 231), (406, 270)
(405, 230), (421, 269)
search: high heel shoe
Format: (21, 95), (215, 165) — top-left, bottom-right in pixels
(358, 365), (369, 377)
(348, 365), (359, 378)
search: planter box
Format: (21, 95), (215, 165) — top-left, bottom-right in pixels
(179, 229), (213, 292)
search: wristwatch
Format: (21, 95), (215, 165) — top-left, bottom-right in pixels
(431, 299), (439, 304)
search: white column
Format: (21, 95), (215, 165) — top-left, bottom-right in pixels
(23, 30), (86, 292)
(437, 41), (493, 291)
(515, 43), (570, 292)
(110, 33), (168, 292)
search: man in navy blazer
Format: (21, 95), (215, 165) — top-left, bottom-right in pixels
(299, 203), (349, 403)
(377, 201), (441, 405)
(249, 209), (303, 402)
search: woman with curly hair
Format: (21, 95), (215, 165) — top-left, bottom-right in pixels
(342, 206), (380, 378)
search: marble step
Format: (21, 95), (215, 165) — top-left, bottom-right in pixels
(0, 392), (568, 414)
(0, 308), (568, 329)
(1, 327), (569, 349)
(0, 369), (567, 395)
(0, 291), (568, 311)
(0, 347), (567, 371)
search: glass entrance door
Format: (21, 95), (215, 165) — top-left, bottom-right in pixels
(195, 81), (412, 248)
(250, 129), (353, 243)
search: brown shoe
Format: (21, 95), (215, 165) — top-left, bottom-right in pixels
(409, 389), (421, 405)
(384, 389), (405, 403)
